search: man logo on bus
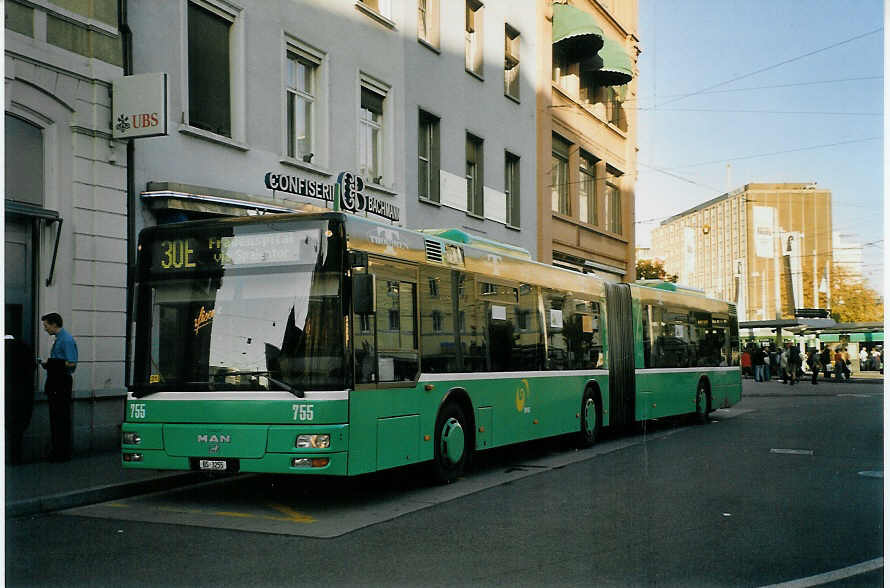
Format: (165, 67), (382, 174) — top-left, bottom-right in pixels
(337, 171), (365, 213)
(515, 379), (530, 413)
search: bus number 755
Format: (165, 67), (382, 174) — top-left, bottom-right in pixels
(292, 404), (314, 421)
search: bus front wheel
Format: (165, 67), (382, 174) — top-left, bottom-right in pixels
(431, 402), (469, 484)
(576, 388), (600, 448)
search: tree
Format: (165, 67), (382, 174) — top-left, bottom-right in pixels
(829, 265), (883, 323)
(635, 259), (678, 282)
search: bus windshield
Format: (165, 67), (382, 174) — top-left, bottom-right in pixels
(132, 219), (345, 395)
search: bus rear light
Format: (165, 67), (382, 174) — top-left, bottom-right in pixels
(295, 434), (330, 449)
(123, 453), (143, 462)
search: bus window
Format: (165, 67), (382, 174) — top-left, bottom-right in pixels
(420, 268), (458, 373)
(650, 306), (697, 368)
(354, 258), (419, 384)
(543, 291), (604, 370)
(460, 273), (490, 371)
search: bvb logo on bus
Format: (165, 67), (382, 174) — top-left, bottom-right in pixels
(515, 379), (530, 413)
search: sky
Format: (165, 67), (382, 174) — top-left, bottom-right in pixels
(635, 0), (884, 293)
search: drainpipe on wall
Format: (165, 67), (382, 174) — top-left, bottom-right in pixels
(119, 0), (135, 389)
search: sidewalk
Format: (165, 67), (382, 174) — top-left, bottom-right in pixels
(5, 451), (203, 518)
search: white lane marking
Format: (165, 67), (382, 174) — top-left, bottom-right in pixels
(837, 393), (872, 398)
(758, 557), (883, 588)
(770, 449), (814, 456)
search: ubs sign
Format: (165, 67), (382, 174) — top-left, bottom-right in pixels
(264, 171), (400, 222)
(112, 73), (168, 139)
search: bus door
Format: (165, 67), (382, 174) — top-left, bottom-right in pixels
(605, 282), (635, 428)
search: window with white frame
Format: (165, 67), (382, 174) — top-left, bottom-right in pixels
(504, 24), (520, 100)
(551, 134), (570, 215)
(505, 152), (520, 227)
(465, 0), (483, 77)
(418, 110), (440, 202)
(286, 48), (319, 162)
(358, 0), (392, 19)
(466, 133), (484, 215)
(360, 84), (386, 183)
(604, 167), (622, 234)
(579, 151), (597, 225)
(187, 1), (233, 137)
(417, 0), (439, 47)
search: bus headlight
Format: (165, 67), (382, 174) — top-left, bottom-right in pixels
(122, 432), (142, 445)
(122, 453), (143, 462)
(295, 434), (330, 449)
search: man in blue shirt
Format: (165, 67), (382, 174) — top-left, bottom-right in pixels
(40, 312), (77, 461)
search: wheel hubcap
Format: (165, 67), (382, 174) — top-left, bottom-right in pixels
(441, 417), (465, 465)
(584, 398), (596, 436)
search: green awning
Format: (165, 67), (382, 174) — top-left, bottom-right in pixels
(583, 37), (633, 86)
(552, 3), (604, 61)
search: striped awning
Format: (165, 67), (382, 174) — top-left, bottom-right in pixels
(552, 3), (604, 61)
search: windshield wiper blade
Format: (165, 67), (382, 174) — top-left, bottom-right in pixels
(214, 371), (305, 398)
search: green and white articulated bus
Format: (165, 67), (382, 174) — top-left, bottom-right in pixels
(122, 211), (741, 482)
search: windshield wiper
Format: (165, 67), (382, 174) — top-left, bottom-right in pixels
(214, 371), (305, 398)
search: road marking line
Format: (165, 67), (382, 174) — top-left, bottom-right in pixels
(770, 449), (814, 455)
(758, 557), (883, 588)
(267, 503), (316, 523)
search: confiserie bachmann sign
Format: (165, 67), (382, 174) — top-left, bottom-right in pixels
(264, 171), (400, 222)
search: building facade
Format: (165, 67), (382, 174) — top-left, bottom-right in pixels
(650, 183), (833, 322)
(5, 0), (127, 460)
(129, 0), (540, 254)
(536, 0), (639, 281)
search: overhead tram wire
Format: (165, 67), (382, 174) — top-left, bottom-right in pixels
(625, 76), (883, 106)
(653, 27), (883, 109)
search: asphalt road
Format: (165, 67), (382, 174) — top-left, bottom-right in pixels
(6, 378), (883, 587)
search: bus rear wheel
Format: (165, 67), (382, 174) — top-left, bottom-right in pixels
(431, 402), (469, 484)
(576, 388), (600, 448)
(695, 382), (710, 424)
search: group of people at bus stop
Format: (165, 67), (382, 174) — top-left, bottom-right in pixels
(742, 342), (882, 385)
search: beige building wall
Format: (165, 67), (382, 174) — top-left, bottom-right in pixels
(537, 0), (639, 281)
(651, 183), (833, 321)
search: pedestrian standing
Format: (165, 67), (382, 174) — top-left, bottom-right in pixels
(39, 312), (77, 461)
(741, 347), (752, 378)
(833, 347), (846, 381)
(859, 348), (868, 371)
(807, 349), (821, 385)
(820, 346), (832, 379)
(752, 346), (765, 382)
(788, 344), (800, 385)
(871, 348), (882, 372)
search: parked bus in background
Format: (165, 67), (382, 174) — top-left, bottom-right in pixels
(122, 212), (741, 482)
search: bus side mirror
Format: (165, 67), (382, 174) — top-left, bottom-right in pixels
(353, 273), (376, 315)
